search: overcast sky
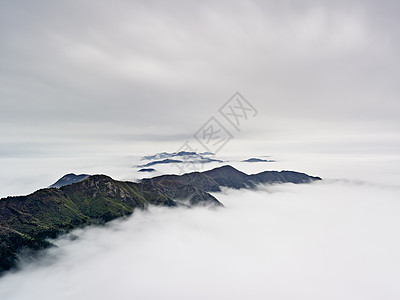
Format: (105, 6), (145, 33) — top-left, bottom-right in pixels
(1, 0), (399, 156)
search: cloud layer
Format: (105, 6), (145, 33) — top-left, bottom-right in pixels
(1, 178), (399, 300)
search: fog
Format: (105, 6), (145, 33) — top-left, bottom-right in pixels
(0, 156), (399, 300)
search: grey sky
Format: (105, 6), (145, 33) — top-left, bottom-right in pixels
(1, 0), (399, 156)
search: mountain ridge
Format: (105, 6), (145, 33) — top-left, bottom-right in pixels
(0, 165), (321, 274)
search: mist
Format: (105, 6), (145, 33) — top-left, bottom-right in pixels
(0, 157), (399, 300)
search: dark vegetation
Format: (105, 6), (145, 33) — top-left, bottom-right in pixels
(0, 165), (321, 274)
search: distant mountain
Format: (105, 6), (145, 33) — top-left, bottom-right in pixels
(139, 159), (183, 167)
(49, 173), (90, 188)
(199, 152), (214, 156)
(138, 151), (222, 168)
(0, 165), (321, 274)
(242, 158), (276, 163)
(148, 165), (321, 191)
(141, 151), (214, 161)
(141, 152), (175, 160)
(138, 168), (156, 172)
(138, 157), (222, 168)
(248, 170), (321, 184)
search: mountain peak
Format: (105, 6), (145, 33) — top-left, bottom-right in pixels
(202, 165), (250, 189)
(49, 173), (90, 188)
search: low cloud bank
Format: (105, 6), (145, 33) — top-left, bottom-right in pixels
(0, 180), (399, 300)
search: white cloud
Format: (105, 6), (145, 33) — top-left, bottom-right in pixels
(1, 175), (399, 299)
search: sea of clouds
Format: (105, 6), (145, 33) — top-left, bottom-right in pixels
(0, 154), (399, 299)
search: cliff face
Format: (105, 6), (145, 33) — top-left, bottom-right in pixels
(0, 165), (321, 274)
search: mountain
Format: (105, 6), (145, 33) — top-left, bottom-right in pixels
(49, 173), (90, 188)
(248, 170), (320, 184)
(148, 165), (321, 191)
(242, 158), (275, 163)
(141, 151), (214, 161)
(202, 165), (250, 189)
(0, 173), (220, 274)
(138, 159), (183, 167)
(138, 168), (156, 172)
(138, 151), (223, 168)
(0, 165), (321, 274)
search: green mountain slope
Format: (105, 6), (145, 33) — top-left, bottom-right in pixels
(0, 165), (321, 274)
